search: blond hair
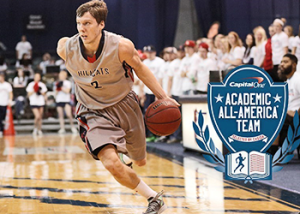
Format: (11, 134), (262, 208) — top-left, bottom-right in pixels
(254, 27), (267, 46)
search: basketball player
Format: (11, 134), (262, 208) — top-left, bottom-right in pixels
(56, 1), (178, 213)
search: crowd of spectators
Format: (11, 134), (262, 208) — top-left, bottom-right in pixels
(134, 18), (300, 150)
(0, 35), (76, 136)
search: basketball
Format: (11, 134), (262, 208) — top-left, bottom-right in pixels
(145, 99), (181, 136)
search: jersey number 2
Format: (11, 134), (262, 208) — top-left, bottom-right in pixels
(91, 81), (102, 89)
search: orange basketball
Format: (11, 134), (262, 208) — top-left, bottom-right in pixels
(145, 99), (181, 136)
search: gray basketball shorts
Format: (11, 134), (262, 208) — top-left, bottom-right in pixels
(75, 91), (146, 161)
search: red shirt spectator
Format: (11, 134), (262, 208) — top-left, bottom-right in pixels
(263, 37), (273, 71)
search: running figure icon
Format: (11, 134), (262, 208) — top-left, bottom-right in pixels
(234, 153), (246, 173)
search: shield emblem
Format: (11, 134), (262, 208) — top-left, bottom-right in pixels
(208, 65), (288, 153)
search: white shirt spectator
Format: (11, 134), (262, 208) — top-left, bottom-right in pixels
(228, 46), (244, 62)
(242, 47), (256, 64)
(293, 36), (300, 60)
(193, 58), (218, 92)
(272, 32), (289, 65)
(143, 56), (164, 94)
(39, 60), (51, 75)
(288, 36), (295, 51)
(218, 53), (230, 71)
(55, 80), (72, 103)
(286, 71), (300, 111)
(0, 63), (7, 72)
(293, 36), (300, 72)
(0, 82), (12, 106)
(26, 81), (47, 106)
(180, 53), (201, 93)
(15, 41), (32, 60)
(168, 58), (183, 96)
(253, 41), (267, 67)
(13, 76), (28, 88)
(160, 61), (170, 92)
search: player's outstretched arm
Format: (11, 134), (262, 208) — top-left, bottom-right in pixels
(56, 37), (69, 61)
(119, 38), (179, 106)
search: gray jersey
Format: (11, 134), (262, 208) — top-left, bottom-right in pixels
(65, 31), (134, 109)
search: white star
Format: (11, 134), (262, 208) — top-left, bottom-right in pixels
(273, 94), (282, 103)
(215, 94), (223, 103)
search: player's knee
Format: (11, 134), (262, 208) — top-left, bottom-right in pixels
(102, 157), (124, 177)
(134, 158), (146, 167)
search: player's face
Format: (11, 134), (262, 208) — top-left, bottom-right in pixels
(0, 75), (4, 82)
(76, 12), (104, 45)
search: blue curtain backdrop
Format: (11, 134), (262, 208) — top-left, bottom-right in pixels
(0, 0), (179, 56)
(1, 0), (300, 56)
(193, 0), (300, 40)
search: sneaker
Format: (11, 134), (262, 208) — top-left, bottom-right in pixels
(38, 130), (43, 136)
(166, 138), (180, 144)
(71, 127), (78, 134)
(58, 129), (66, 134)
(146, 136), (157, 143)
(119, 153), (133, 168)
(144, 190), (167, 214)
(32, 128), (38, 136)
(154, 136), (167, 143)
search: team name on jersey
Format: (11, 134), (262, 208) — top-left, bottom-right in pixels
(77, 68), (109, 77)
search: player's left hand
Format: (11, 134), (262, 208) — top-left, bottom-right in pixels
(161, 97), (180, 107)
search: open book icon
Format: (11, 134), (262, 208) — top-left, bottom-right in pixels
(226, 151), (272, 181)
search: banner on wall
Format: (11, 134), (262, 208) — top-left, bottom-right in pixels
(26, 15), (46, 30)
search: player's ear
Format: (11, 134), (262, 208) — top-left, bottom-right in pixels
(99, 21), (105, 29)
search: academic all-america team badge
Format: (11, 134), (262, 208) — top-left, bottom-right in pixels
(193, 65), (300, 183)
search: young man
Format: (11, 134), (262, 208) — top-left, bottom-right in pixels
(56, 1), (178, 213)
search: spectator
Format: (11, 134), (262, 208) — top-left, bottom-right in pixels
(222, 31), (244, 69)
(0, 73), (13, 137)
(13, 68), (28, 88)
(0, 55), (7, 72)
(217, 38), (230, 71)
(269, 54), (300, 154)
(16, 53), (34, 78)
(15, 35), (32, 61)
(192, 42), (217, 94)
(242, 33), (256, 64)
(26, 73), (47, 136)
(55, 70), (77, 134)
(292, 25), (300, 72)
(142, 45), (164, 142)
(263, 25), (275, 77)
(212, 34), (225, 62)
(165, 46), (185, 144)
(284, 25), (295, 53)
(160, 48), (171, 93)
(253, 27), (267, 67)
(13, 68), (28, 119)
(180, 40), (201, 95)
(39, 53), (52, 75)
(271, 19), (288, 82)
(55, 58), (66, 70)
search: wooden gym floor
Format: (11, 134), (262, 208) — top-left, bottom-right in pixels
(0, 135), (299, 214)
